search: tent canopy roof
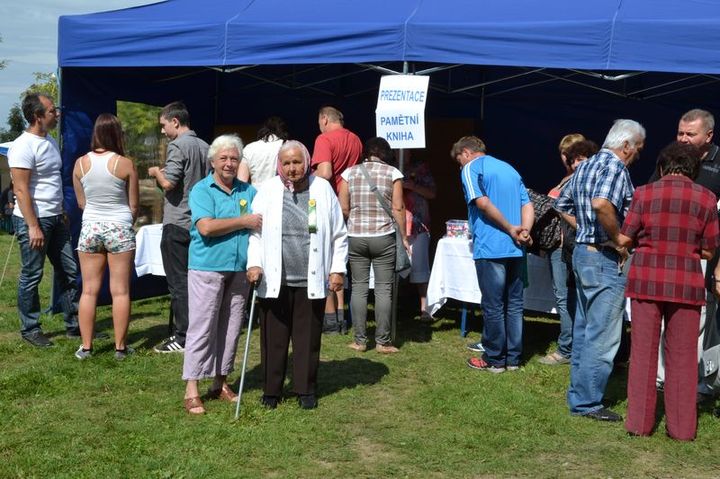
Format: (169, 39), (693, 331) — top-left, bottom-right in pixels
(59, 0), (720, 74)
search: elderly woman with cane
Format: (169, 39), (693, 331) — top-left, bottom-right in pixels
(182, 134), (262, 415)
(247, 140), (347, 410)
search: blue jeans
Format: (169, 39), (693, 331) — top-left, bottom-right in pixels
(567, 244), (627, 415)
(475, 257), (524, 367)
(549, 247), (576, 358)
(13, 215), (80, 336)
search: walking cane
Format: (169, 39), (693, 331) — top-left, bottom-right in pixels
(235, 284), (258, 420)
(0, 233), (16, 290)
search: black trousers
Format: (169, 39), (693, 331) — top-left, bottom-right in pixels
(160, 224), (190, 344)
(259, 285), (325, 396)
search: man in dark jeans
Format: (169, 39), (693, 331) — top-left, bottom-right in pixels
(148, 101), (209, 353)
(8, 93), (82, 346)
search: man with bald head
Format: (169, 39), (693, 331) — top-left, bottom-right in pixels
(676, 109), (719, 187)
(651, 109), (720, 399)
(311, 106), (362, 334)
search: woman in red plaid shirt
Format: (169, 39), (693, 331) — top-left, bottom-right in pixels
(618, 142), (720, 440)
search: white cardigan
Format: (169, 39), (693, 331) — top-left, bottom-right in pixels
(247, 175), (348, 299)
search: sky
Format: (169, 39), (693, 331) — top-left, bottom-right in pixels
(0, 0), (157, 132)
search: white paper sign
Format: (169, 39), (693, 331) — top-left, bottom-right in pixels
(375, 75), (429, 149)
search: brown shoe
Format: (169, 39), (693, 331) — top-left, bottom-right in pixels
(538, 351), (570, 365)
(348, 342), (367, 352)
(184, 396), (205, 415)
(376, 343), (399, 354)
(208, 383), (238, 403)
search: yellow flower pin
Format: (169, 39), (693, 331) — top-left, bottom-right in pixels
(308, 199), (317, 233)
(239, 199), (248, 207)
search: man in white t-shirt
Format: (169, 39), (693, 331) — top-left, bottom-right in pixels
(8, 93), (81, 347)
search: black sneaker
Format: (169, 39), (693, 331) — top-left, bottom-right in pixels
(23, 331), (53, 348)
(322, 313), (342, 335)
(66, 329), (110, 340)
(466, 341), (485, 353)
(261, 395), (279, 409)
(153, 336), (185, 353)
(298, 394), (318, 410)
(583, 407), (622, 422)
(114, 346), (135, 361)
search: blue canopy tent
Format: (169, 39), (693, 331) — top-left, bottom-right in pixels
(58, 0), (720, 185)
(0, 142), (11, 157)
(57, 0), (720, 300)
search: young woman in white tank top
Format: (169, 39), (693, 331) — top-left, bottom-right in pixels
(72, 113), (138, 361)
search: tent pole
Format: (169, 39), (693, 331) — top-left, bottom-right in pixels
(399, 61), (409, 172)
(481, 87), (485, 122)
(214, 70), (220, 127)
(390, 61), (411, 344)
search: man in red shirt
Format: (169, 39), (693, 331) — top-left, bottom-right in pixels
(312, 106), (363, 193)
(311, 106), (362, 334)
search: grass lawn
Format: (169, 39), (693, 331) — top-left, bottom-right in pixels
(0, 232), (718, 478)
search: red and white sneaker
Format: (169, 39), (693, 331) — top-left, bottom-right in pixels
(466, 357), (505, 373)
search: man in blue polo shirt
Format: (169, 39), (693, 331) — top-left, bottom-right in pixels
(451, 136), (534, 373)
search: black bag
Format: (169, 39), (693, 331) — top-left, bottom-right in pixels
(527, 189), (562, 255)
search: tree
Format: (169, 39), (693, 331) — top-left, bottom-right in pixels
(23, 72), (59, 103)
(0, 105), (24, 142)
(117, 101), (163, 171)
(0, 71), (61, 142)
(0, 35), (6, 71)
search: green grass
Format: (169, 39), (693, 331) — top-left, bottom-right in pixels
(0, 232), (718, 478)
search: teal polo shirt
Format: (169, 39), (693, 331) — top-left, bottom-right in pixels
(188, 174), (257, 272)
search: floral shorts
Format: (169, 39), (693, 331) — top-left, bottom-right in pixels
(77, 221), (136, 254)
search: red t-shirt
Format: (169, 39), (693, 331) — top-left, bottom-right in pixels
(311, 127), (362, 192)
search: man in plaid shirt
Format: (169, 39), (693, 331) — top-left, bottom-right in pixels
(555, 119), (646, 422)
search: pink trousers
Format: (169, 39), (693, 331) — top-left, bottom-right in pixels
(182, 270), (249, 381)
(625, 299), (700, 441)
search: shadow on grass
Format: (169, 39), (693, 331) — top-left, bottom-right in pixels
(232, 356), (390, 400)
(127, 323), (172, 351)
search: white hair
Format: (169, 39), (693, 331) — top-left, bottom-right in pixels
(208, 134), (244, 160)
(602, 119), (646, 149)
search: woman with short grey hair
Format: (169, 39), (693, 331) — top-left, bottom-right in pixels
(181, 134), (262, 415)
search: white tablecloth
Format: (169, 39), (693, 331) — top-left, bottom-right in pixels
(134, 224), (165, 276)
(426, 237), (557, 316)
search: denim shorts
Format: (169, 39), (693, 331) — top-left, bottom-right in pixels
(77, 221), (136, 253)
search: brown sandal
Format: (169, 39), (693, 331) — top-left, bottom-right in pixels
(184, 396), (205, 415)
(208, 384), (238, 403)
